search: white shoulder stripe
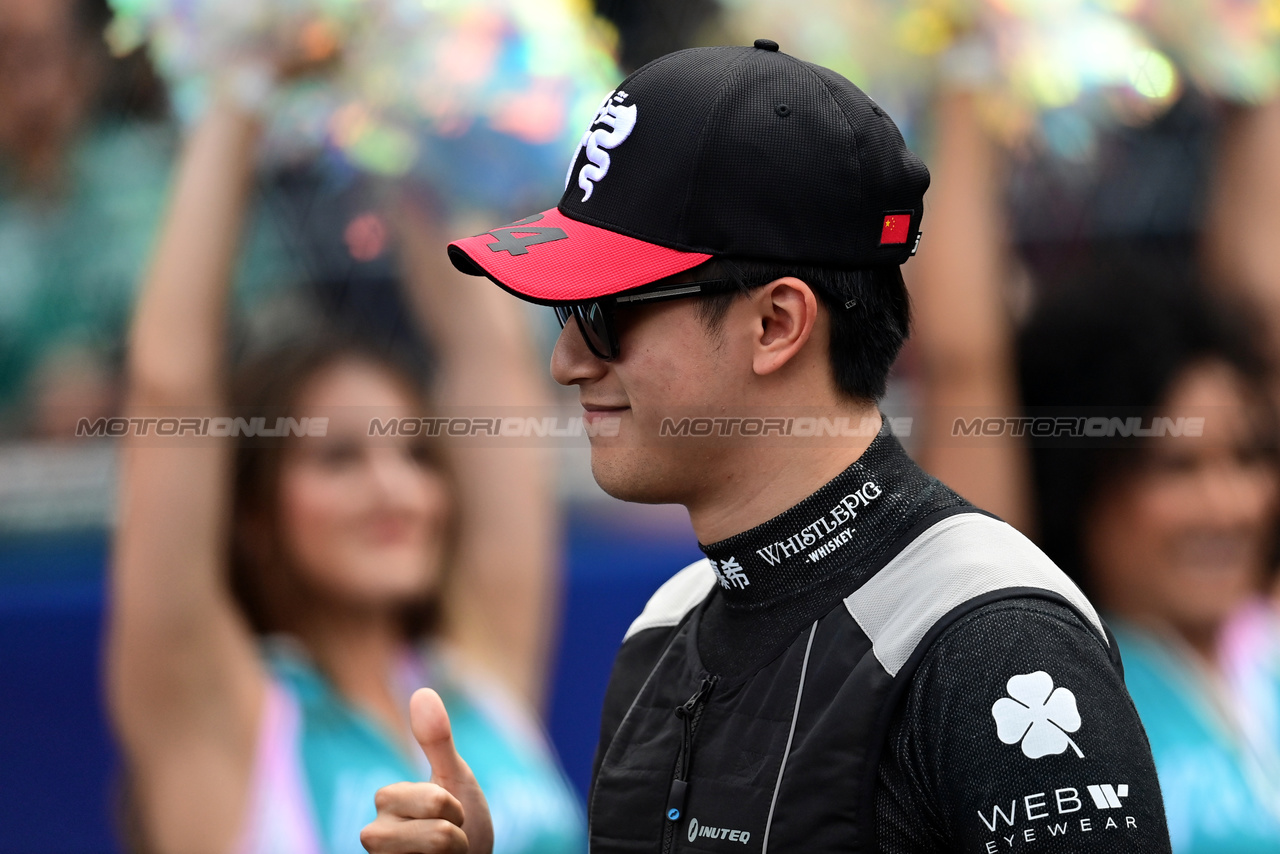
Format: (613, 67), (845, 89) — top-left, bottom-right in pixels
(623, 558), (718, 642)
(843, 513), (1105, 677)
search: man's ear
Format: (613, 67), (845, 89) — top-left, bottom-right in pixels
(749, 277), (820, 377)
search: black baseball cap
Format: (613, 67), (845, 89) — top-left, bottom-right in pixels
(448, 40), (929, 304)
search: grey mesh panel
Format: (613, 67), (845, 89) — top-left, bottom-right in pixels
(842, 513), (1105, 676)
(624, 559), (717, 641)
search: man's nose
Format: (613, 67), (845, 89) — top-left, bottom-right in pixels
(550, 317), (608, 386)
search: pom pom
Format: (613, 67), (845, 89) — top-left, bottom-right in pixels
(106, 0), (622, 211)
(1130, 0), (1280, 105)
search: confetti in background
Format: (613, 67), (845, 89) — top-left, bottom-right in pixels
(106, 0), (622, 214)
(719, 0), (1280, 157)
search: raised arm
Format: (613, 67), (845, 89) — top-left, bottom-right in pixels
(397, 202), (561, 713)
(1204, 99), (1280, 389)
(107, 98), (266, 853)
(906, 93), (1033, 535)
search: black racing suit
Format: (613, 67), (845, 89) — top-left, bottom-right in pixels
(588, 423), (1171, 853)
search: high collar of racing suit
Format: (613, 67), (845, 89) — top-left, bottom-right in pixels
(693, 417), (973, 677)
(701, 417), (967, 612)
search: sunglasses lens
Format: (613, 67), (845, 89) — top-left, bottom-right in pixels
(581, 303), (615, 359)
(554, 302), (617, 360)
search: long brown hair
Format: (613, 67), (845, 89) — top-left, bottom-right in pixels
(226, 331), (455, 639)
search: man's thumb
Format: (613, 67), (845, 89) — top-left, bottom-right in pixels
(409, 688), (494, 853)
(410, 688), (473, 790)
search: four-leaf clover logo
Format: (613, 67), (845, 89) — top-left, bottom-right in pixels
(991, 671), (1084, 759)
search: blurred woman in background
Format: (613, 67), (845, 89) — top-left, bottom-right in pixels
(105, 85), (585, 854)
(0, 0), (169, 436)
(1019, 273), (1280, 852)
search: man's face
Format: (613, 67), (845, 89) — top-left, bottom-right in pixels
(551, 292), (753, 505)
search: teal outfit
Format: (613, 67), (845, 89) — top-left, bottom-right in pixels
(236, 637), (585, 854)
(1112, 620), (1280, 853)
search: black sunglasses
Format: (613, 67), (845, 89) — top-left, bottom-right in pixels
(553, 279), (737, 361)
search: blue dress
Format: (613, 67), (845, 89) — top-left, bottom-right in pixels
(1112, 617), (1280, 853)
(234, 636), (586, 854)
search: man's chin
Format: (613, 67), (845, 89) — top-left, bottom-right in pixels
(589, 446), (682, 505)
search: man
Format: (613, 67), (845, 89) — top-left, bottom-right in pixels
(362, 41), (1172, 854)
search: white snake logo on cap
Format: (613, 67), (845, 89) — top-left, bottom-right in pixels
(565, 90), (637, 202)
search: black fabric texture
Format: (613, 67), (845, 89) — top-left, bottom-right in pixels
(591, 623), (679, 789)
(696, 420), (969, 677)
(876, 598), (1170, 853)
(557, 44), (929, 266)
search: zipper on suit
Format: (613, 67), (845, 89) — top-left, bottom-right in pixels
(661, 675), (718, 853)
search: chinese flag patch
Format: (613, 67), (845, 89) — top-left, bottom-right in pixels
(879, 213), (911, 245)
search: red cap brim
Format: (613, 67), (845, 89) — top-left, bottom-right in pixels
(447, 207), (712, 304)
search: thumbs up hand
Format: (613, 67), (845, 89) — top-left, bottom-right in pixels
(361, 689), (494, 854)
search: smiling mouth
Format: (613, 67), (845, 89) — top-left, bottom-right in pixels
(582, 404), (629, 423)
(364, 517), (418, 546)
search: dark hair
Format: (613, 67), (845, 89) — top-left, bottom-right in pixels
(227, 328), (451, 639)
(1018, 265), (1274, 594)
(693, 260), (911, 403)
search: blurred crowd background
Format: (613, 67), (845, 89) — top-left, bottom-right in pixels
(2, 1), (1280, 852)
